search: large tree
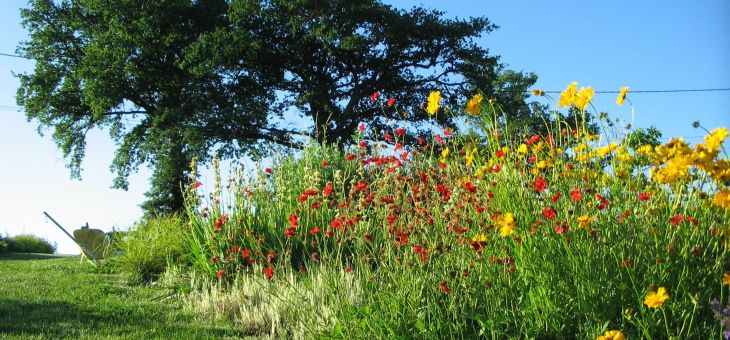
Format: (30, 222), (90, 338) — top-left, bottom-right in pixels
(190, 0), (539, 144)
(17, 0), (537, 214)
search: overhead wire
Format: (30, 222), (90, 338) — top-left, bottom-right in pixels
(1, 51), (729, 95)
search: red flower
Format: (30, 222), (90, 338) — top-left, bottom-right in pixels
(554, 221), (569, 235)
(617, 210), (630, 223)
(284, 226), (297, 238)
(216, 269), (225, 279)
(542, 206), (557, 221)
(193, 181), (202, 189)
(444, 128), (453, 136)
(569, 188), (581, 202)
(323, 183), (333, 196)
(264, 266), (274, 280)
(321, 160), (328, 168)
(309, 227), (321, 235)
(396, 127), (406, 136)
(531, 176), (547, 192)
(358, 123), (366, 132)
(387, 98), (396, 107)
(370, 92), (379, 101)
(394, 231), (409, 246)
(213, 215), (228, 232)
(439, 281), (450, 294)
(289, 213), (298, 227)
(265, 167), (273, 174)
(435, 134), (444, 145)
(241, 249), (251, 259)
(669, 214), (684, 226)
(495, 148), (505, 158)
(266, 251), (277, 264)
(595, 194), (609, 210)
(331, 218), (344, 230)
(638, 192), (651, 201)
(551, 192), (561, 203)
(345, 267), (352, 273)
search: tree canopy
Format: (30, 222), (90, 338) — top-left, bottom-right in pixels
(17, 0), (539, 214)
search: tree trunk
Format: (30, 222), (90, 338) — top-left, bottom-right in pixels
(141, 131), (188, 216)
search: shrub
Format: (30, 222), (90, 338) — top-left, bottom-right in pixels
(114, 214), (186, 283)
(0, 235), (7, 252)
(7, 234), (56, 254)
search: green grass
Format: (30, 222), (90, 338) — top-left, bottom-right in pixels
(0, 252), (246, 339)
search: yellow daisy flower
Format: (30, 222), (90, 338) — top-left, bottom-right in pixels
(426, 91), (441, 116)
(616, 87), (629, 106)
(644, 286), (669, 308)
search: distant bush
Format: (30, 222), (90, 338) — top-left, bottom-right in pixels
(114, 214), (186, 283)
(0, 235), (8, 252)
(7, 234), (56, 254)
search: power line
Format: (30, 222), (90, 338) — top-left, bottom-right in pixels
(0, 52), (33, 60)
(1, 51), (730, 94)
(540, 88), (730, 94)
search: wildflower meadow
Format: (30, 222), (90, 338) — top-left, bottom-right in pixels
(175, 84), (730, 338)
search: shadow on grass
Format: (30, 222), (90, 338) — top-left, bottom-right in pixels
(0, 299), (240, 338)
(0, 252), (73, 261)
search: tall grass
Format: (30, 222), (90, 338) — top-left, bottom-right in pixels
(113, 214), (187, 283)
(181, 88), (730, 338)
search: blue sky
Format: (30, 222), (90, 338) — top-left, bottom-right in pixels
(1, 0), (728, 254)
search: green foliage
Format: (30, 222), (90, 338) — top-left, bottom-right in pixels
(0, 237), (7, 252)
(625, 125), (663, 149)
(16, 0), (537, 215)
(6, 234), (56, 254)
(114, 214), (186, 283)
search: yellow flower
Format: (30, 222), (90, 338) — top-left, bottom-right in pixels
(531, 89), (545, 96)
(517, 143), (528, 156)
(574, 86), (595, 111)
(709, 159), (730, 184)
(723, 273), (730, 285)
(558, 82), (578, 108)
(713, 189), (730, 210)
(644, 286), (669, 308)
(616, 87), (629, 106)
(536, 160), (552, 170)
(652, 154), (693, 184)
(427, 91), (441, 116)
(704, 127), (728, 152)
(576, 214), (596, 230)
(465, 94), (483, 115)
(465, 147), (478, 167)
(596, 142), (618, 158)
(440, 147), (450, 163)
(616, 147), (633, 163)
(584, 133), (600, 141)
(498, 213), (516, 237)
(597, 330), (625, 340)
(471, 233), (487, 243)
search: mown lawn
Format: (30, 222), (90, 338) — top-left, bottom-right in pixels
(0, 252), (245, 339)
